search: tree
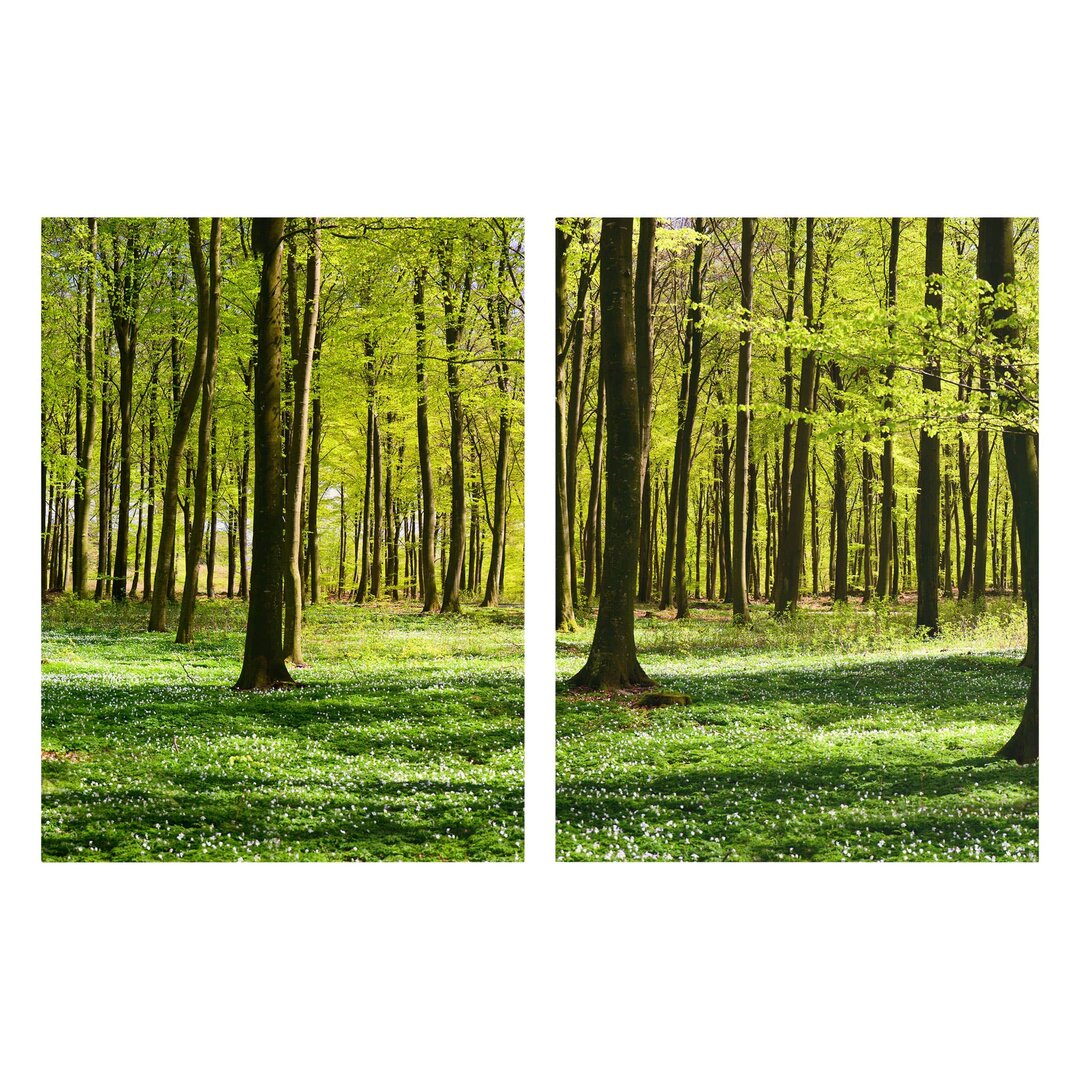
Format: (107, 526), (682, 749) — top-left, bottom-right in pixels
(283, 219), (321, 663)
(176, 218), (222, 644)
(235, 218), (294, 690)
(555, 221), (579, 631)
(731, 217), (755, 621)
(978, 218), (1037, 762)
(774, 218), (817, 615)
(569, 219), (652, 689)
(915, 218), (945, 635)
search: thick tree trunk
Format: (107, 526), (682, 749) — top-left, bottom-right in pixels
(236, 218), (294, 690)
(177, 219), (222, 643)
(978, 218), (1037, 762)
(775, 217), (799, 605)
(916, 218), (945, 634)
(283, 221), (321, 663)
(570, 219), (651, 688)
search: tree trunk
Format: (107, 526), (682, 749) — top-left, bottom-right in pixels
(235, 218), (293, 690)
(876, 218), (900, 600)
(439, 242), (470, 614)
(206, 421), (219, 599)
(570, 219), (652, 689)
(732, 217), (755, 621)
(177, 218), (222, 644)
(149, 231), (212, 630)
(307, 386), (322, 605)
(775, 218), (817, 615)
(916, 217), (945, 633)
(675, 220), (705, 619)
(413, 274), (438, 612)
(283, 221), (321, 663)
(73, 218), (97, 597)
(978, 218), (1037, 762)
(555, 221), (578, 630)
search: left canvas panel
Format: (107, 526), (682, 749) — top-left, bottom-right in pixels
(40, 216), (525, 861)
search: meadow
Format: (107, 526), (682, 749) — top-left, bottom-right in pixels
(556, 597), (1037, 862)
(42, 599), (524, 861)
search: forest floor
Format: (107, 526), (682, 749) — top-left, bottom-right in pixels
(556, 596), (1037, 861)
(41, 597), (524, 861)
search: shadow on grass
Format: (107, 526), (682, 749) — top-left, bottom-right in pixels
(555, 651), (1036, 860)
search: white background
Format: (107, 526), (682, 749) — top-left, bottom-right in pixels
(4, 3), (1075, 1076)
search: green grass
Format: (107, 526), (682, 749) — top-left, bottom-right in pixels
(42, 597), (523, 861)
(556, 596), (1037, 862)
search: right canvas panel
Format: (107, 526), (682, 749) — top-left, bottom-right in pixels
(555, 217), (1038, 862)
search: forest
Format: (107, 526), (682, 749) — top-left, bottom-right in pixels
(40, 217), (525, 861)
(555, 217), (1038, 862)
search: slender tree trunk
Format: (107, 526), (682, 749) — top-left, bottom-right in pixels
(109, 231), (141, 605)
(206, 421), (219, 599)
(732, 217), (755, 621)
(775, 218), (818, 615)
(149, 232), (212, 631)
(73, 217), (97, 597)
(283, 221), (321, 663)
(675, 220), (705, 619)
(570, 219), (651, 689)
(308, 387), (322, 605)
(555, 221), (578, 630)
(236, 218), (293, 690)
(876, 217), (900, 601)
(357, 341), (375, 602)
(95, 356), (112, 601)
(916, 217), (945, 633)
(775, 217), (799, 604)
(413, 274), (438, 612)
(439, 242), (470, 614)
(177, 218), (222, 644)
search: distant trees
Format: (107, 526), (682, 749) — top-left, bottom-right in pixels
(559, 217), (1038, 744)
(42, 217), (524, 660)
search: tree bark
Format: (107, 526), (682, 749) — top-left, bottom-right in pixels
(148, 229), (211, 630)
(177, 218), (222, 643)
(439, 241), (470, 614)
(916, 218), (945, 634)
(775, 218), (817, 615)
(876, 217), (900, 600)
(283, 220), (321, 662)
(978, 218), (1037, 762)
(570, 219), (652, 689)
(555, 221), (578, 630)
(236, 218), (294, 690)
(732, 217), (755, 621)
(675, 220), (705, 619)
(413, 273), (438, 612)
(73, 218), (97, 597)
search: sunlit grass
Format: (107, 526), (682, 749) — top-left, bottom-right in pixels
(42, 597), (524, 862)
(556, 597), (1037, 862)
